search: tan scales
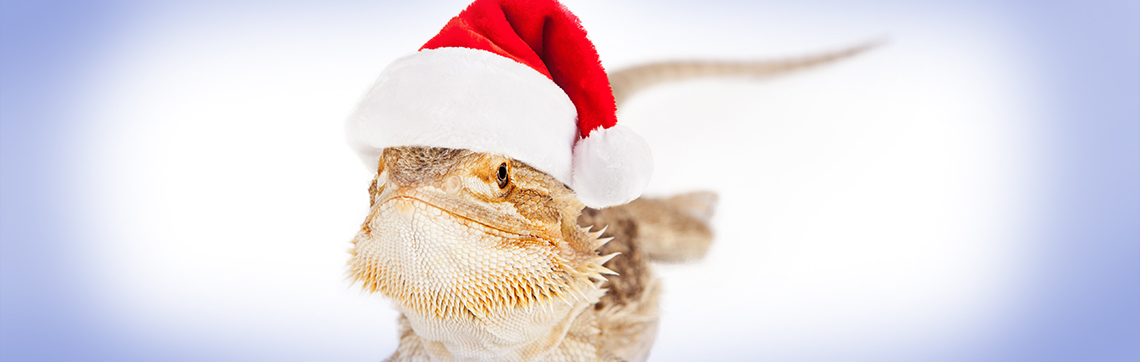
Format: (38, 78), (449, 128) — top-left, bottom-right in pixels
(348, 45), (875, 361)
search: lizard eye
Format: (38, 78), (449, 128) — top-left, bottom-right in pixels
(496, 162), (510, 189)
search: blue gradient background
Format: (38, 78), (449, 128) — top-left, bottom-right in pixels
(1, 0), (1137, 361)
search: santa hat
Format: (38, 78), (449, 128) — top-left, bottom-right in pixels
(345, 0), (652, 208)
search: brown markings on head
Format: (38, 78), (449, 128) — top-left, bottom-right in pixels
(383, 146), (467, 186)
(487, 157), (596, 257)
(362, 147), (589, 247)
(491, 160), (563, 224)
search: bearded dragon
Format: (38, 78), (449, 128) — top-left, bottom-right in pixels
(346, 43), (874, 362)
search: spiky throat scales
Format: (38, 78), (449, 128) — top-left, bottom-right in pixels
(349, 147), (616, 360)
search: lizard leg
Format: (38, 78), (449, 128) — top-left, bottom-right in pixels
(579, 191), (717, 263)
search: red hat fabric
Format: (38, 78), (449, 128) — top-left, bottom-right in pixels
(346, 0), (652, 207)
(421, 0), (616, 138)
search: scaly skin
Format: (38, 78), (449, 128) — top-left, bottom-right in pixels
(349, 147), (714, 361)
(348, 48), (874, 361)
(606, 40), (882, 107)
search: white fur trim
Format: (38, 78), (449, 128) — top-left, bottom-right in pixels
(346, 47), (578, 182)
(571, 125), (653, 208)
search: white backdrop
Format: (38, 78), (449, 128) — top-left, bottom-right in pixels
(69, 1), (1040, 360)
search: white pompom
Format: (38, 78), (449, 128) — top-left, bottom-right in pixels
(571, 125), (654, 208)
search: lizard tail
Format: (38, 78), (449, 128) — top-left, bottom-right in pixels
(607, 39), (884, 107)
(591, 41), (882, 262)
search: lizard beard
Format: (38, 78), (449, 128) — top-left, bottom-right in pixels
(352, 195), (587, 314)
(350, 196), (608, 358)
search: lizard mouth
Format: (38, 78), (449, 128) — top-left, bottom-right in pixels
(370, 189), (556, 250)
(384, 195), (538, 241)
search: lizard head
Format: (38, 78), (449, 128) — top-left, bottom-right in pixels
(348, 146), (615, 321)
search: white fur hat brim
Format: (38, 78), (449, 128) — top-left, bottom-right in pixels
(346, 47), (652, 208)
